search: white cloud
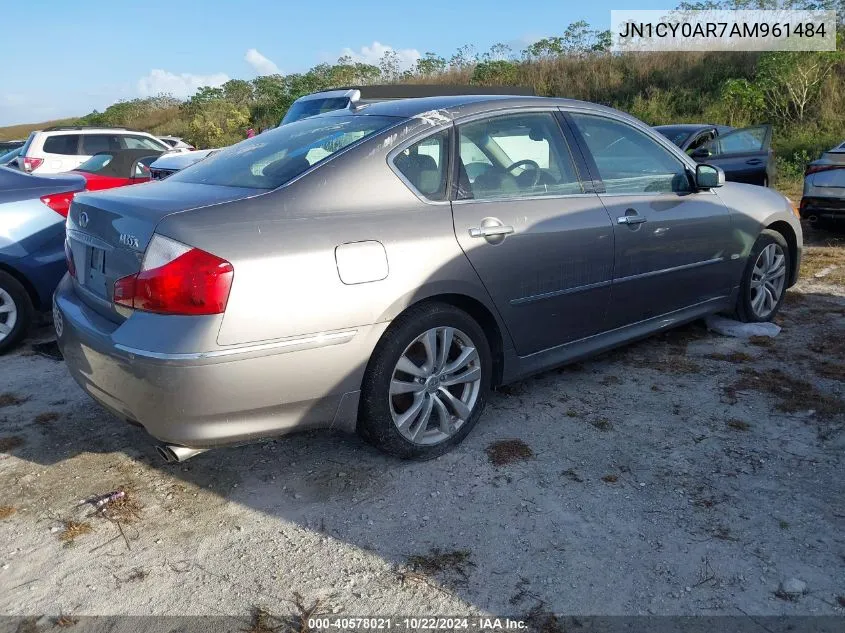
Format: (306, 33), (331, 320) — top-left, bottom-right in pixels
(245, 48), (280, 75)
(136, 69), (230, 99)
(338, 41), (421, 70)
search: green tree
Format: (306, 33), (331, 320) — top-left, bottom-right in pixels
(222, 79), (254, 107)
(415, 52), (447, 76)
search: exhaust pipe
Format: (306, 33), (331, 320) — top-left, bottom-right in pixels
(156, 444), (208, 463)
(808, 215), (818, 224)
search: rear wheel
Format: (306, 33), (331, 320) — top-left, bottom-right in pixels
(736, 230), (789, 322)
(0, 271), (33, 354)
(358, 302), (492, 460)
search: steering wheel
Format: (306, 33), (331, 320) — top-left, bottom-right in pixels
(506, 159), (541, 187)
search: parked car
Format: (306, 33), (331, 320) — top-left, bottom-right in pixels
(149, 149), (218, 180)
(0, 147), (21, 167)
(800, 141), (845, 227)
(70, 149), (163, 190)
(54, 94), (801, 462)
(0, 140), (25, 153)
(0, 167), (87, 353)
(157, 136), (195, 152)
(654, 124), (774, 186)
(15, 126), (169, 175)
(280, 84), (536, 126)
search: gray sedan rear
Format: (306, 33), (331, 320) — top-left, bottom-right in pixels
(54, 95), (802, 460)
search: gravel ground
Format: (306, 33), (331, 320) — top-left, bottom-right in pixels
(1, 233), (844, 624)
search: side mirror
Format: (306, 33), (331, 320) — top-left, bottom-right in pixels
(696, 164), (725, 189)
(690, 147), (712, 159)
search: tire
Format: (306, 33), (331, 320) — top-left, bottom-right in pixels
(735, 229), (790, 323)
(0, 271), (33, 355)
(357, 302), (492, 460)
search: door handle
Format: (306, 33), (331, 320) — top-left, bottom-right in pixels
(746, 158), (763, 165)
(617, 215), (647, 225)
(469, 225), (514, 238)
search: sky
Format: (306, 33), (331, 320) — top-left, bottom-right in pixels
(0, 0), (668, 126)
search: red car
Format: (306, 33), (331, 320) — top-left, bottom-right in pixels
(71, 149), (163, 191)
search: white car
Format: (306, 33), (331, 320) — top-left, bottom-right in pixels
(157, 136), (195, 153)
(15, 126), (170, 174)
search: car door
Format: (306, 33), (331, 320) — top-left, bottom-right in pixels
(691, 125), (773, 186)
(565, 111), (736, 330)
(450, 111), (615, 356)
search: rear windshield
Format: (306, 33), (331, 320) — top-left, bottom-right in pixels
(77, 153), (115, 173)
(282, 97), (351, 124)
(170, 114), (397, 189)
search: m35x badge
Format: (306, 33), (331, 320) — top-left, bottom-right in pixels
(119, 234), (141, 249)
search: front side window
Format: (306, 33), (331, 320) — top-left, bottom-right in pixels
(702, 125), (769, 155)
(569, 113), (691, 194)
(170, 114), (397, 189)
(43, 135), (81, 155)
(457, 112), (582, 201)
(393, 130), (449, 201)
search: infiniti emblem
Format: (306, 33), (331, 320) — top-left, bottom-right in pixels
(78, 211), (89, 229)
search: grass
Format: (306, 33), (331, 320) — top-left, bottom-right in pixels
(706, 352), (753, 363)
(590, 417), (613, 431)
(800, 246), (845, 285)
(0, 118), (78, 141)
(406, 548), (474, 584)
(0, 393), (28, 408)
(732, 367), (845, 419)
(0, 506), (17, 520)
(485, 439), (534, 465)
(815, 361), (845, 382)
(601, 474), (619, 483)
(727, 418), (751, 431)
(59, 520), (92, 543)
(34, 412), (60, 424)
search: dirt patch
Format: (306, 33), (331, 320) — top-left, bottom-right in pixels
(0, 435), (24, 452)
(406, 549), (474, 585)
(601, 474), (619, 483)
(815, 361), (845, 382)
(726, 419), (751, 432)
(0, 393), (28, 408)
(59, 520), (92, 543)
(34, 412), (60, 424)
(485, 439), (533, 465)
(706, 352), (753, 363)
(800, 246), (845, 285)
(590, 417), (613, 431)
(731, 368), (845, 419)
(0, 505), (16, 519)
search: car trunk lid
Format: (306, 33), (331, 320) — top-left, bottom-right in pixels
(66, 180), (263, 322)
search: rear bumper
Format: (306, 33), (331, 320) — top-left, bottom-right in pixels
(800, 196), (845, 221)
(53, 274), (386, 448)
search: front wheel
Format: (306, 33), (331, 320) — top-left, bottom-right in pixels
(357, 302), (492, 460)
(735, 229), (790, 323)
(0, 271), (33, 354)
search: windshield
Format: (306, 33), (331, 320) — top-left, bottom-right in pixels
(281, 97), (351, 125)
(654, 127), (693, 148)
(170, 115), (397, 189)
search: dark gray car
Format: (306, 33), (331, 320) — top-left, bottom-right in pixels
(54, 95), (802, 461)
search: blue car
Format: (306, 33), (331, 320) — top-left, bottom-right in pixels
(0, 166), (85, 352)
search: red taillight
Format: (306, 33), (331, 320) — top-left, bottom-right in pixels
(805, 164), (842, 176)
(64, 240), (76, 278)
(114, 236), (233, 315)
(40, 191), (78, 217)
(23, 157), (44, 172)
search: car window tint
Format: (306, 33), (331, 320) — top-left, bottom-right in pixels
(457, 112), (582, 201)
(82, 134), (118, 155)
(133, 157), (156, 178)
(123, 135), (165, 151)
(687, 131), (714, 153)
(394, 130), (449, 200)
(170, 115), (396, 189)
(77, 153), (114, 172)
(702, 126), (767, 155)
(43, 135), (81, 155)
(569, 114), (691, 194)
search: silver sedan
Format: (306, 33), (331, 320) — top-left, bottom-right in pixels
(54, 95), (802, 461)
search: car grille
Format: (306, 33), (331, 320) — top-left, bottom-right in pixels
(150, 168), (178, 180)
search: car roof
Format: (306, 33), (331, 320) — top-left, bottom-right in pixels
(320, 94), (619, 121)
(653, 124), (715, 133)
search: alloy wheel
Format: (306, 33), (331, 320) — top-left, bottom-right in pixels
(389, 326), (482, 445)
(750, 243), (786, 319)
(0, 288), (18, 343)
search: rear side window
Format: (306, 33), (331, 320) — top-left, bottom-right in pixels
(43, 135), (81, 155)
(82, 134), (119, 155)
(393, 131), (449, 201)
(170, 115), (397, 189)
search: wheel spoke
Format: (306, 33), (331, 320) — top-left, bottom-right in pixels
(442, 346), (478, 375)
(763, 287), (775, 311)
(390, 378), (423, 395)
(410, 396), (435, 442)
(421, 329), (437, 372)
(441, 365), (481, 387)
(435, 327), (453, 373)
(751, 289), (766, 314)
(395, 394), (425, 431)
(0, 304), (13, 314)
(768, 265), (786, 281)
(396, 356), (427, 378)
(437, 386), (471, 421)
(431, 394), (453, 434)
(0, 322), (10, 335)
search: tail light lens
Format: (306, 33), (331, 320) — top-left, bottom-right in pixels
(64, 240), (76, 278)
(805, 164), (842, 176)
(114, 235), (233, 315)
(23, 157), (44, 172)
(40, 191), (77, 217)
